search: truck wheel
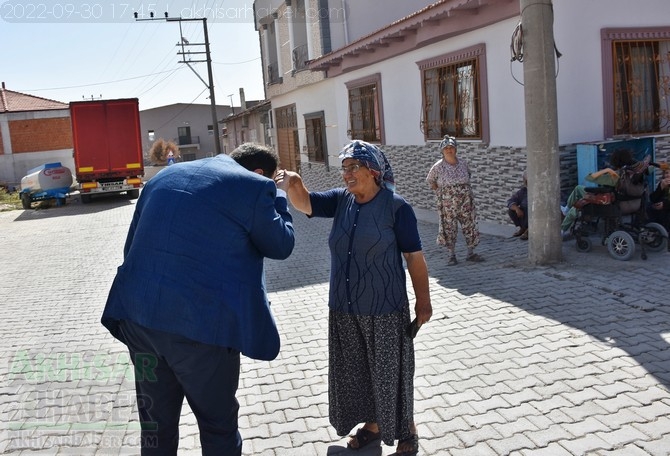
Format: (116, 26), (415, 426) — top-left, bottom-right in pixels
(81, 194), (92, 204)
(21, 193), (32, 209)
(127, 189), (140, 199)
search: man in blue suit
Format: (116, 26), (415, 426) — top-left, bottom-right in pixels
(101, 143), (295, 455)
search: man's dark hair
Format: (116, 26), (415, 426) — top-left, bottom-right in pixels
(229, 143), (279, 177)
(609, 148), (636, 169)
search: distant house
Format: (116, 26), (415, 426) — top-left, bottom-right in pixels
(139, 103), (234, 163)
(0, 85), (240, 185)
(0, 83), (73, 187)
(221, 99), (272, 154)
(252, 0), (670, 223)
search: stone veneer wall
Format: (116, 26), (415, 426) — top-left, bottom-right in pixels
(299, 136), (670, 226)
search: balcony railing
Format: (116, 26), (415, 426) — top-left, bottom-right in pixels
(177, 136), (200, 146)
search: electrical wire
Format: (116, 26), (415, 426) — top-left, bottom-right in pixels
(18, 69), (183, 92)
(509, 20), (563, 86)
(151, 87), (210, 130)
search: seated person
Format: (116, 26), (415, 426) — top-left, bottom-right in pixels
(507, 172), (528, 240)
(648, 168), (670, 233)
(560, 148), (639, 238)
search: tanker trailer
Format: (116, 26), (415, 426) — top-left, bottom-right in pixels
(20, 162), (74, 209)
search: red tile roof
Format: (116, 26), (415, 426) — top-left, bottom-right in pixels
(0, 86), (68, 113)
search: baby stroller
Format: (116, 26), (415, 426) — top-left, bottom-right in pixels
(571, 160), (669, 261)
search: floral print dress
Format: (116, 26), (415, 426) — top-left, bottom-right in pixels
(426, 158), (480, 251)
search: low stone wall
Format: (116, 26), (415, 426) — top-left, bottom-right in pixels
(300, 136), (670, 226)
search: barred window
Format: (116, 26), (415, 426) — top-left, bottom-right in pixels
(346, 74), (383, 143)
(304, 111), (327, 163)
(419, 45), (485, 141)
(602, 28), (670, 137)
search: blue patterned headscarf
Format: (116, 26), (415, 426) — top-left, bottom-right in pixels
(339, 140), (396, 192)
(439, 135), (458, 150)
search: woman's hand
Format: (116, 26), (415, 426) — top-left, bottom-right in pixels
(274, 169), (312, 215)
(414, 297), (433, 326)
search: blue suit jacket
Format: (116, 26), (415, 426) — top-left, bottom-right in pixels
(101, 154), (295, 360)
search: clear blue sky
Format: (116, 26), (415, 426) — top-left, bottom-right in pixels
(1, 0), (265, 110)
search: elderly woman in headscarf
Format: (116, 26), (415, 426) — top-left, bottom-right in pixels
(426, 135), (483, 265)
(275, 140), (432, 456)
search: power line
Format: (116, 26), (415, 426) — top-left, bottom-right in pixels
(17, 69), (183, 92)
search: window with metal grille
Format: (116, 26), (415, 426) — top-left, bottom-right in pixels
(346, 74), (383, 143)
(304, 111), (327, 163)
(602, 28), (670, 137)
(419, 49), (483, 141)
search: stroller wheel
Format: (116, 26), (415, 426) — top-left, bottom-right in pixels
(641, 222), (669, 253)
(607, 230), (635, 261)
(575, 236), (592, 253)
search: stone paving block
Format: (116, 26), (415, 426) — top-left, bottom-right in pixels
(638, 434), (670, 455)
(455, 424), (505, 447)
(462, 411), (506, 429)
(455, 378), (500, 397)
(594, 393), (646, 414)
(595, 424), (655, 449)
(599, 446), (660, 456)
(517, 442), (574, 456)
(417, 432), (462, 455)
(487, 433), (536, 455)
(245, 409), (286, 428)
(631, 415), (670, 439)
(241, 422), (271, 440)
(245, 433), (293, 454)
(556, 433), (612, 454)
(490, 417), (540, 439)
(561, 387), (608, 406)
(448, 441), (497, 456)
(523, 423), (574, 448)
(268, 418), (310, 438)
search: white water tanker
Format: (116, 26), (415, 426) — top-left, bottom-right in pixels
(20, 162), (73, 209)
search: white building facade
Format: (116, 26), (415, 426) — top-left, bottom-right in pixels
(254, 0), (670, 223)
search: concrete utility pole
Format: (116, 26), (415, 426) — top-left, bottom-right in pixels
(168, 16), (222, 156)
(136, 12), (222, 155)
(520, 0), (562, 264)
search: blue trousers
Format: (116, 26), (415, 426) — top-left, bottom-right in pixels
(119, 320), (242, 455)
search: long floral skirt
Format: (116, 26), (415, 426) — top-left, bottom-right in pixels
(328, 309), (414, 446)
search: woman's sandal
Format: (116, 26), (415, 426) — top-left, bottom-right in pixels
(466, 253), (485, 262)
(393, 434), (419, 455)
(347, 427), (381, 450)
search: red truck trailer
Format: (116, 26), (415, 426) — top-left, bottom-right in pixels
(70, 98), (144, 203)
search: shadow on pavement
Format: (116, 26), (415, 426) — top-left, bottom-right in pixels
(422, 220), (670, 392)
(12, 193), (136, 221)
(327, 444), (382, 455)
(270, 211), (670, 392)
